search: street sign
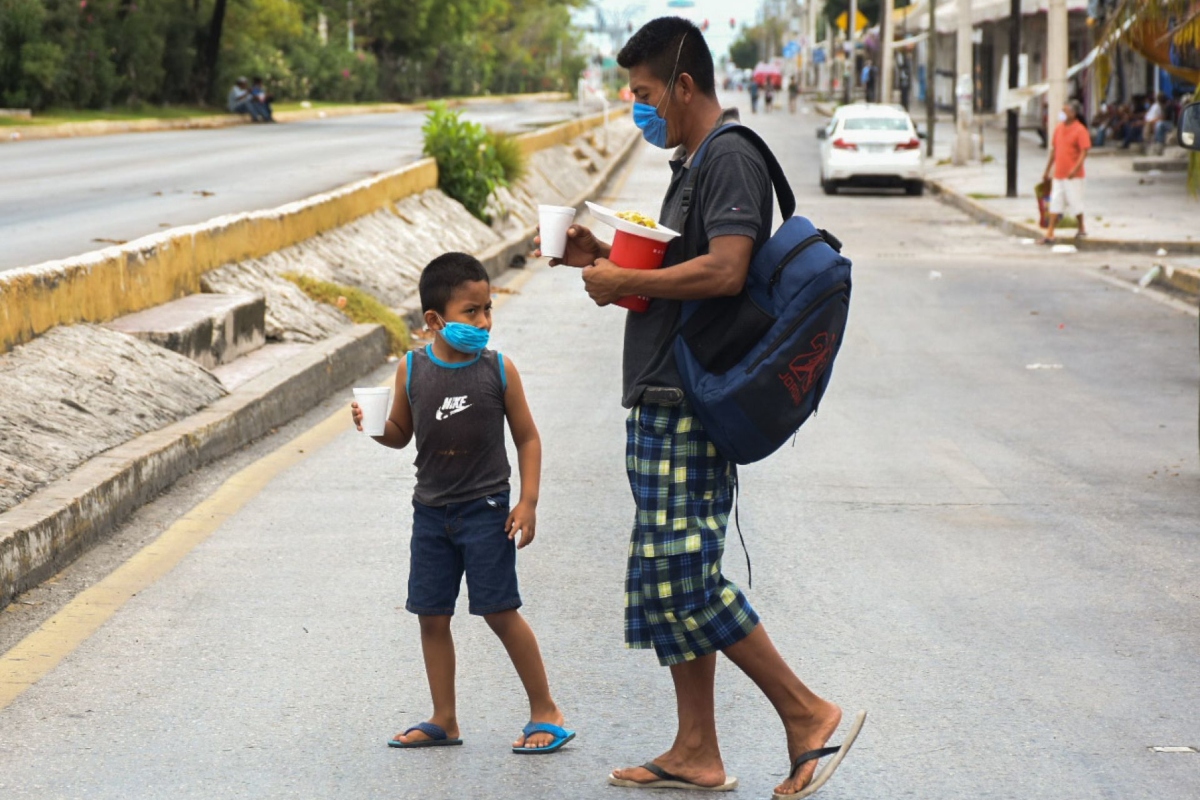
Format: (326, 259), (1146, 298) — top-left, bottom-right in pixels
(813, 47), (827, 65)
(783, 40), (800, 59)
(835, 10), (869, 34)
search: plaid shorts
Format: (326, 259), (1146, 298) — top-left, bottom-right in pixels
(624, 401), (759, 666)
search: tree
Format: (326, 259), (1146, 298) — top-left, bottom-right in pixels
(728, 33), (759, 70)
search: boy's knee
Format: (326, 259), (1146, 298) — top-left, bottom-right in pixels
(483, 608), (519, 631)
(418, 614), (452, 634)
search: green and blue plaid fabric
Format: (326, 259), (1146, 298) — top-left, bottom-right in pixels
(624, 402), (759, 666)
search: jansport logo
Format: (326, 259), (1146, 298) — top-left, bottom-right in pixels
(435, 396), (472, 421)
(777, 332), (836, 406)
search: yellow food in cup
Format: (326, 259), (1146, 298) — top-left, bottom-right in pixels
(615, 211), (658, 229)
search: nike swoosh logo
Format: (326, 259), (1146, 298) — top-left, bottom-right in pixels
(435, 404), (472, 421)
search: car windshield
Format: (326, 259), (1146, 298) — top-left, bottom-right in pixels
(843, 117), (910, 131)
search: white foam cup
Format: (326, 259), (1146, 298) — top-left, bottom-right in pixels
(538, 205), (576, 259)
(353, 387), (391, 436)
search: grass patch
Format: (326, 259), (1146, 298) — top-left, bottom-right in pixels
(273, 100), (403, 113)
(283, 274), (410, 356)
(982, 154), (996, 163)
(1055, 215), (1079, 229)
(968, 192), (1000, 200)
(489, 130), (527, 183)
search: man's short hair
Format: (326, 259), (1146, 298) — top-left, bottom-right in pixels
(420, 252), (489, 313)
(618, 17), (715, 97)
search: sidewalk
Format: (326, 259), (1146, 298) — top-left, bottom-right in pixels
(924, 116), (1198, 253)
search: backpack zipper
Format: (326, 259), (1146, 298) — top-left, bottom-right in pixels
(746, 281), (849, 374)
(767, 234), (827, 295)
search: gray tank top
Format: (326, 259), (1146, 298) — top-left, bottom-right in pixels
(406, 346), (511, 507)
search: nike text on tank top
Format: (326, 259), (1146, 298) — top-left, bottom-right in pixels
(406, 346), (511, 507)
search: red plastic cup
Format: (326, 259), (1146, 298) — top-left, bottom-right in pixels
(609, 229), (670, 312)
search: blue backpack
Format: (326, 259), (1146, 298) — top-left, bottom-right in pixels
(673, 124), (852, 465)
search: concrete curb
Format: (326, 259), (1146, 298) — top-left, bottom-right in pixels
(924, 178), (1200, 259)
(0, 324), (389, 608)
(0, 123), (642, 610)
(0, 92), (571, 144)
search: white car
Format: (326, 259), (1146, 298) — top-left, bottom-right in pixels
(817, 103), (925, 196)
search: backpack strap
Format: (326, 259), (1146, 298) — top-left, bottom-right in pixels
(680, 123), (796, 223)
(496, 351), (508, 392)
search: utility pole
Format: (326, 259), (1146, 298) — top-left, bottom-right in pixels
(347, 0), (355, 52)
(880, 0), (895, 104)
(1046, 0), (1068, 146)
(849, 0), (858, 98)
(925, 0), (936, 157)
(807, 0), (820, 90)
(1006, 0), (1020, 197)
(953, 0), (973, 165)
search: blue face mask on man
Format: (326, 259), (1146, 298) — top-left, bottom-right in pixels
(435, 317), (490, 354)
(632, 36), (686, 149)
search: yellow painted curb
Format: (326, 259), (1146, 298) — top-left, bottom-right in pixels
(0, 104), (619, 354)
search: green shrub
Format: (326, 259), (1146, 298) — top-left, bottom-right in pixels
(489, 131), (527, 183)
(282, 274), (409, 356)
(422, 102), (507, 222)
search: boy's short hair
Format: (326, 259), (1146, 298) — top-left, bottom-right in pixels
(419, 252), (489, 313)
(618, 17), (715, 98)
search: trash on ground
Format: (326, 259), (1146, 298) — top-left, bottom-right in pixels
(1021, 238), (1036, 245)
(1051, 244), (1078, 254)
(1138, 265), (1163, 288)
(929, 270), (942, 280)
(1156, 248), (1168, 257)
(1026, 363), (1063, 370)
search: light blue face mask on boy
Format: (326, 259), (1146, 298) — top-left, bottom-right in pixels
(632, 35), (686, 149)
(436, 318), (490, 354)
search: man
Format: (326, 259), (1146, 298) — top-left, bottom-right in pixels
(250, 76), (275, 123)
(1040, 100), (1091, 245)
(227, 77), (267, 122)
(862, 58), (876, 102)
(787, 75), (800, 114)
(540, 17), (861, 798)
(1143, 92), (1172, 154)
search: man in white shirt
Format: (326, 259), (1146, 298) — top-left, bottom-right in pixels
(1143, 93), (1172, 152)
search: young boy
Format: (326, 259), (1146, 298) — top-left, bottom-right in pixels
(351, 252), (573, 753)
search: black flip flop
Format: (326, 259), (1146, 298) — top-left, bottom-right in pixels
(772, 709), (867, 799)
(608, 762), (738, 791)
(388, 721), (463, 748)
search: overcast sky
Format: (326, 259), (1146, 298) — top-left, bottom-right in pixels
(578, 0), (769, 62)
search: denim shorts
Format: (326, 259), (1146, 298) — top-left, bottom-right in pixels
(406, 490), (522, 617)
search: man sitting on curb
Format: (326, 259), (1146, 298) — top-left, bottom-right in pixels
(228, 77), (269, 123)
(1040, 100), (1090, 246)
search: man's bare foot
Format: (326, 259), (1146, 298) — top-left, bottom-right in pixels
(512, 706), (566, 750)
(773, 701), (843, 796)
(611, 751), (729, 789)
(393, 718), (459, 745)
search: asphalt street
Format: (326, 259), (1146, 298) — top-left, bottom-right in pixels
(1, 97), (1198, 800)
(0, 99), (576, 272)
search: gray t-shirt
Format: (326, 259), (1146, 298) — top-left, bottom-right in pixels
(621, 111), (774, 408)
(408, 346), (511, 506)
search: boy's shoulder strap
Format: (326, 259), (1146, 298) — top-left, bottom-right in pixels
(496, 351), (507, 392)
(681, 123), (796, 221)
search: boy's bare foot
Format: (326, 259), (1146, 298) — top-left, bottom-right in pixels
(773, 701), (843, 796)
(512, 707), (566, 750)
(394, 718), (459, 745)
(611, 751), (729, 789)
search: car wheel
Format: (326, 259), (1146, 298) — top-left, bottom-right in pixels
(905, 180), (925, 196)
(822, 179), (838, 196)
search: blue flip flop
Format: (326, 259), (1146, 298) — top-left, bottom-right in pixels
(512, 721), (576, 754)
(388, 721), (463, 748)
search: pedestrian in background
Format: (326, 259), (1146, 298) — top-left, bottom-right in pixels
(787, 75), (800, 114)
(748, 80), (760, 113)
(250, 77), (275, 123)
(227, 77), (268, 122)
(1040, 100), (1091, 245)
(350, 253), (575, 755)
(540, 16), (865, 799)
(764, 81), (775, 113)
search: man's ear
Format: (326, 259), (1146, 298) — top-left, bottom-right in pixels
(676, 72), (696, 103)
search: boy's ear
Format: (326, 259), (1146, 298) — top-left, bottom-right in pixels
(423, 310), (442, 331)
